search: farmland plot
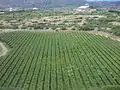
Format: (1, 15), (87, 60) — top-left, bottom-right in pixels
(0, 31), (120, 90)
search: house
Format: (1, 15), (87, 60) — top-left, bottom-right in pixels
(9, 8), (13, 12)
(32, 7), (38, 10)
(74, 4), (96, 12)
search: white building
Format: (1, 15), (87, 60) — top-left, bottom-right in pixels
(9, 8), (13, 12)
(32, 7), (38, 10)
(74, 4), (90, 12)
(78, 4), (89, 9)
(74, 4), (96, 12)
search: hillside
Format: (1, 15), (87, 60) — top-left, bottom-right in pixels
(0, 0), (85, 8)
(88, 1), (120, 8)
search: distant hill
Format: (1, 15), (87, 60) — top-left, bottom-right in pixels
(92, 1), (120, 5)
(0, 0), (85, 8)
(0, 5), (5, 9)
(88, 1), (120, 8)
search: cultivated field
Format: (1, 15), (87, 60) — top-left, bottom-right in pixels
(0, 31), (120, 90)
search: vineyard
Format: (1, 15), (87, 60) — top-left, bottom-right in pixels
(0, 31), (120, 90)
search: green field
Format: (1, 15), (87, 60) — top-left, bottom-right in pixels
(0, 31), (120, 90)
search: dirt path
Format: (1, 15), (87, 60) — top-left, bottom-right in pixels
(0, 42), (8, 57)
(0, 29), (22, 33)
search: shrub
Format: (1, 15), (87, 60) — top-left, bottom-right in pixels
(12, 25), (19, 29)
(61, 27), (67, 30)
(51, 27), (56, 30)
(112, 26), (120, 36)
(0, 25), (6, 29)
(80, 26), (94, 31)
(71, 27), (76, 30)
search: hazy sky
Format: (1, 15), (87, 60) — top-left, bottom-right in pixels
(0, 0), (120, 6)
(87, 0), (120, 1)
(0, 0), (120, 3)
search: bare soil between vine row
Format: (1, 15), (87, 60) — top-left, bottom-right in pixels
(0, 42), (8, 57)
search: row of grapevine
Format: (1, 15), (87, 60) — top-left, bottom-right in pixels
(0, 31), (120, 90)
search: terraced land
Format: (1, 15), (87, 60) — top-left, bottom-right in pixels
(0, 31), (120, 90)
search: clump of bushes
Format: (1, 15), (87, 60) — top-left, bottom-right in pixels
(51, 27), (57, 30)
(80, 26), (95, 31)
(21, 25), (28, 29)
(71, 27), (76, 30)
(61, 27), (67, 30)
(11, 25), (19, 29)
(0, 24), (12, 29)
(112, 26), (120, 36)
(0, 24), (6, 29)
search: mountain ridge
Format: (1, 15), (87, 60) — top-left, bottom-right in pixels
(0, 0), (85, 8)
(0, 0), (120, 9)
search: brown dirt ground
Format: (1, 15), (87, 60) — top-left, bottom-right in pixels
(0, 42), (8, 57)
